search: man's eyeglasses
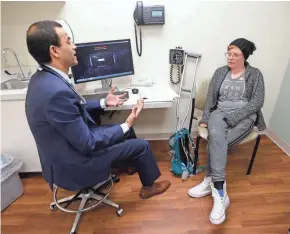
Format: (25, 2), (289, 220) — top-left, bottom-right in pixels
(225, 52), (242, 59)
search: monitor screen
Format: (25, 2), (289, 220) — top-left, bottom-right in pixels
(71, 39), (134, 84)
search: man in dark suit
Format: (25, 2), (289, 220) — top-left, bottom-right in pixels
(25, 20), (170, 199)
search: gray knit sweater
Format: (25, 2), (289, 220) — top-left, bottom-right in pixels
(200, 63), (266, 131)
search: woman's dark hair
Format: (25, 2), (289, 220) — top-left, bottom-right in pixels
(26, 20), (62, 64)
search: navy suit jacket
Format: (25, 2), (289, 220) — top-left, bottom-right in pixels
(25, 67), (126, 190)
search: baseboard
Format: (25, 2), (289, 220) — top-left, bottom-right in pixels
(138, 131), (199, 140)
(19, 172), (42, 178)
(138, 129), (268, 141)
(265, 129), (290, 156)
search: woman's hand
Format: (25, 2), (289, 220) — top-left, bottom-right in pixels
(199, 123), (207, 128)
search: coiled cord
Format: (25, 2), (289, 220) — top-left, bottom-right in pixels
(170, 64), (182, 85)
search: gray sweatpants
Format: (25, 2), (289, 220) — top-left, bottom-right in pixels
(206, 109), (255, 182)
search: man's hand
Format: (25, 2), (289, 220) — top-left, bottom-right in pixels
(105, 86), (127, 107)
(125, 99), (144, 128)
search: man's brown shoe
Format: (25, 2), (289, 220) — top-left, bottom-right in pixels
(140, 180), (171, 199)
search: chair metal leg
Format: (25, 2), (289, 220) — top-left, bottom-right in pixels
(92, 180), (109, 190)
(196, 135), (201, 155)
(50, 195), (76, 207)
(50, 190), (84, 211)
(247, 135), (261, 175)
(191, 136), (201, 174)
(70, 194), (88, 234)
(91, 194), (119, 209)
(91, 193), (124, 217)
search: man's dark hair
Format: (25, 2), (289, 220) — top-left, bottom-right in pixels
(26, 20), (62, 64)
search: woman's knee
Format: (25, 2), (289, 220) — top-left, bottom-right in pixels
(208, 126), (224, 139)
(208, 118), (227, 139)
(208, 111), (225, 127)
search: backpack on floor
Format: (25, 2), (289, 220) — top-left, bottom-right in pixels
(169, 128), (206, 180)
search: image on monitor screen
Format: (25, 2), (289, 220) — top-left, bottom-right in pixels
(71, 39), (134, 84)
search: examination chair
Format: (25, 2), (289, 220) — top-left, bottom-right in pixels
(194, 78), (262, 175)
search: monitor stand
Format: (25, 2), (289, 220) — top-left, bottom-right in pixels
(94, 79), (111, 94)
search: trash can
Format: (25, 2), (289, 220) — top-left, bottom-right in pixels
(1, 154), (24, 211)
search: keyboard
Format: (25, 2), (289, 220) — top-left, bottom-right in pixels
(83, 91), (129, 101)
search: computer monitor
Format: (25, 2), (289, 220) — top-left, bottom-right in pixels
(71, 39), (134, 89)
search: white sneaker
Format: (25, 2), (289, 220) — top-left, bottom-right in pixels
(209, 182), (230, 225)
(188, 177), (212, 198)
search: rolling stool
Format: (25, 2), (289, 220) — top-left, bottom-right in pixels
(49, 174), (123, 234)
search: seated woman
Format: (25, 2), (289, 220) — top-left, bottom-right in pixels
(188, 38), (266, 225)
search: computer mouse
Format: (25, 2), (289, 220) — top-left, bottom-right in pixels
(132, 88), (139, 94)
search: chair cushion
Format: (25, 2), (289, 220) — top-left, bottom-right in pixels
(197, 117), (259, 144)
(239, 129), (259, 144)
(195, 79), (211, 111)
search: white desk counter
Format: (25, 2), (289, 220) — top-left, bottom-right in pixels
(1, 84), (179, 110)
(104, 85), (179, 111)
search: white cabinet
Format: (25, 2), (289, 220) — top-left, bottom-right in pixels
(1, 100), (41, 172)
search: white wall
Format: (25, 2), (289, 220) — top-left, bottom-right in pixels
(268, 57), (290, 155)
(2, 0), (290, 136)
